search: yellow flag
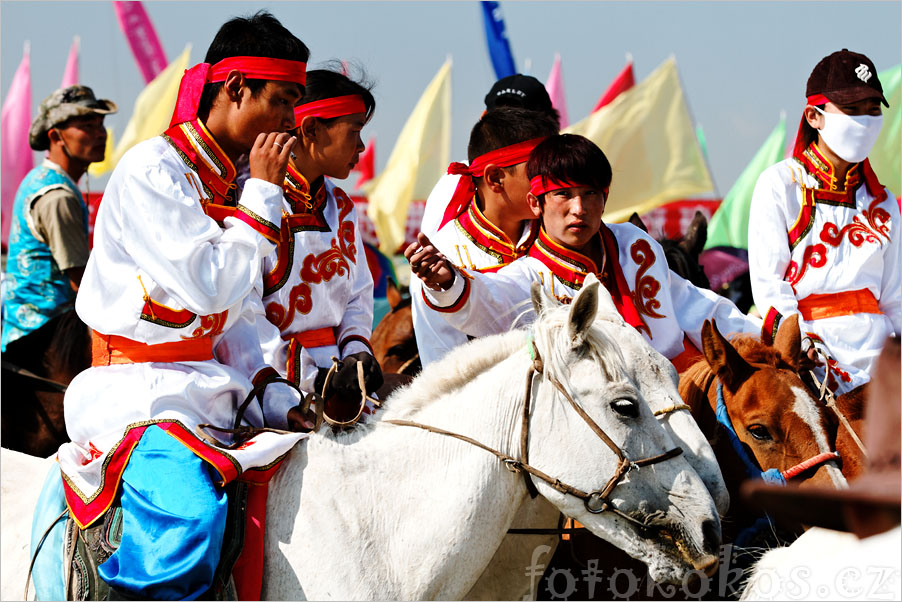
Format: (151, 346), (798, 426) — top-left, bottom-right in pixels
(89, 45), (191, 177)
(565, 57), (714, 222)
(365, 59), (451, 254)
(869, 65), (901, 198)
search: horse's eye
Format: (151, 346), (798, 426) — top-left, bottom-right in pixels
(610, 398), (638, 418)
(747, 424), (773, 441)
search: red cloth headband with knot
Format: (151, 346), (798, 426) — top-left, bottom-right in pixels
(170, 56), (308, 128)
(529, 175), (608, 197)
(439, 137), (546, 229)
(294, 95), (367, 122)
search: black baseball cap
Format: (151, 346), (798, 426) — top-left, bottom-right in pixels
(484, 74), (554, 113)
(806, 49), (889, 107)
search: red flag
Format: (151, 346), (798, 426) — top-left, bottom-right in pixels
(354, 138), (375, 190)
(593, 58), (635, 112)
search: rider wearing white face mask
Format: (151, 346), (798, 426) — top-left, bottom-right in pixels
(748, 49), (900, 395)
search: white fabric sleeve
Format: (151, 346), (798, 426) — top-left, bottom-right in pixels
(410, 275), (471, 366)
(420, 264), (536, 337)
(878, 190), (902, 333)
(748, 171), (799, 317)
(668, 268), (763, 349)
(335, 213), (375, 359)
(118, 166), (283, 316)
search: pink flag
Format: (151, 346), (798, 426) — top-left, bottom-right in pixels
(1, 43), (34, 249)
(545, 53), (569, 128)
(61, 36), (80, 88)
(113, 1), (168, 84)
(593, 57), (635, 112)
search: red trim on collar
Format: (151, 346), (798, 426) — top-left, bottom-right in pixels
(455, 201), (532, 264)
(164, 119), (238, 209)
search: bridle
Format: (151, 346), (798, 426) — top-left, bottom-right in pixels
(712, 378), (840, 484)
(386, 339), (684, 534)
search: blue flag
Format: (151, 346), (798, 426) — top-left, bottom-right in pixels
(480, 1), (516, 80)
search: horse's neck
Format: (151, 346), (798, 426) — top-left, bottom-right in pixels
(266, 350), (536, 599)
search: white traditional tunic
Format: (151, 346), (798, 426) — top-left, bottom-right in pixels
(412, 174), (535, 366)
(58, 119), (306, 529)
(421, 222), (762, 362)
(260, 165), (374, 389)
(748, 142), (901, 393)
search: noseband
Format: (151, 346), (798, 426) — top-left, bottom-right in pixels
(386, 339), (684, 531)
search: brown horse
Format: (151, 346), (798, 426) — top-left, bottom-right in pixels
(679, 316), (849, 525)
(370, 278), (420, 377)
(1, 310), (91, 457)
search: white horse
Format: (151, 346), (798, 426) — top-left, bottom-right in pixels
(463, 284), (730, 600)
(5, 276), (721, 600)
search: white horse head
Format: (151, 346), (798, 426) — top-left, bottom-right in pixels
(524, 274), (721, 583)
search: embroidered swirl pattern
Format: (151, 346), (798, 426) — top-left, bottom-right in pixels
(334, 188), (357, 263)
(819, 197), (891, 248)
(300, 241), (349, 284)
(629, 240), (664, 338)
(183, 310), (229, 339)
(785, 243), (827, 288)
(266, 282), (312, 330)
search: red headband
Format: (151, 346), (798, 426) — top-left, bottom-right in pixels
(530, 176), (588, 197)
(170, 56), (308, 127)
(791, 94), (833, 158)
(439, 137), (546, 229)
(294, 95), (367, 122)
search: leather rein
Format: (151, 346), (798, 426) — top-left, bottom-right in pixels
(386, 340), (684, 534)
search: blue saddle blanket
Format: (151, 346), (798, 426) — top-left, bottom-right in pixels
(30, 463), (67, 600)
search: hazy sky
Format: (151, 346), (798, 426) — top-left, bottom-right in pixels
(2, 1), (900, 195)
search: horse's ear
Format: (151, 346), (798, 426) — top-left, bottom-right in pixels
(679, 211), (708, 258)
(701, 319), (753, 390)
(530, 281), (546, 316)
(772, 313), (801, 371)
(628, 212), (649, 233)
(386, 277), (403, 310)
(569, 275), (599, 345)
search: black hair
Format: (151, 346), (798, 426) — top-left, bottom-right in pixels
(800, 104), (826, 151)
(295, 62), (376, 126)
(526, 134), (613, 206)
(467, 106), (560, 163)
(197, 11), (310, 119)
(491, 95), (561, 129)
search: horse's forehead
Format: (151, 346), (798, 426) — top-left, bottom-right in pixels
(735, 369), (824, 427)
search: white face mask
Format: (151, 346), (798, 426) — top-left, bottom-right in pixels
(814, 106), (883, 163)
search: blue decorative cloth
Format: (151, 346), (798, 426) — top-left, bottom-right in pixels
(1, 161), (87, 351)
(30, 463), (68, 601)
(97, 425), (228, 601)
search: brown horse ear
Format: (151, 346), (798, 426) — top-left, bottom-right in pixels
(701, 319), (753, 390)
(628, 212), (649, 233)
(386, 277), (403, 311)
(772, 313), (801, 371)
(679, 211), (708, 257)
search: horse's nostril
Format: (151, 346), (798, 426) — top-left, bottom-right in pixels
(701, 518), (721, 554)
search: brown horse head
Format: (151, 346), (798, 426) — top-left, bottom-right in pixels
(681, 315), (846, 500)
(370, 278), (420, 376)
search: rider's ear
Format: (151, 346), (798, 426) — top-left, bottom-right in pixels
(527, 192), (542, 218)
(483, 164), (505, 193)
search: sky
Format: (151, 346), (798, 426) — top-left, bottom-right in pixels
(1, 1), (900, 196)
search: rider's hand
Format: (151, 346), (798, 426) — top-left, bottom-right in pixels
(261, 382), (301, 430)
(287, 403), (318, 432)
(333, 352), (384, 396)
(404, 232), (456, 291)
(249, 132), (297, 185)
(799, 347), (822, 372)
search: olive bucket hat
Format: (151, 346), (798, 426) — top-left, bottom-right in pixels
(29, 85), (117, 151)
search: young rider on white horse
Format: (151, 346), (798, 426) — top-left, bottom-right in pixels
(54, 13), (313, 599)
(406, 133), (762, 366)
(258, 67), (383, 417)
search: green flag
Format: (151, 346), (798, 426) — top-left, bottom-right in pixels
(705, 115), (787, 250)
(869, 65), (901, 198)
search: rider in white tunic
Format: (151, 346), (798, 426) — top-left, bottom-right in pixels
(259, 68), (383, 408)
(748, 49), (900, 394)
(410, 108), (559, 366)
(408, 134), (761, 366)
(56, 14), (312, 599)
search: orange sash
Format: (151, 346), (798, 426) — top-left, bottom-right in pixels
(283, 327), (336, 348)
(92, 331), (213, 366)
(797, 289), (881, 321)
